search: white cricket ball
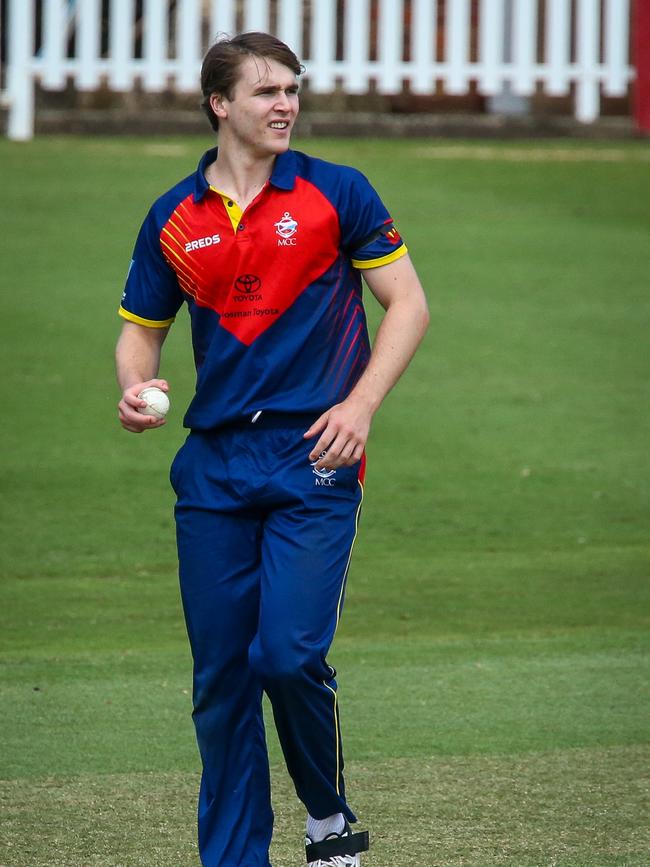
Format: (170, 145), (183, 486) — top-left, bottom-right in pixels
(137, 386), (170, 419)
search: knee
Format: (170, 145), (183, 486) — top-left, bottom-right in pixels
(249, 638), (315, 686)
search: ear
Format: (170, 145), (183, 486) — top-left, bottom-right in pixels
(210, 93), (228, 119)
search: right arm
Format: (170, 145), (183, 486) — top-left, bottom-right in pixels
(116, 321), (170, 433)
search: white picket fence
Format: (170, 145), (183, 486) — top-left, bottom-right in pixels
(2, 0), (635, 140)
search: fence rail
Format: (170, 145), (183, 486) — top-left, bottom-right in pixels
(2, 0), (635, 140)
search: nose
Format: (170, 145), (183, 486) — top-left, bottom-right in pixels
(274, 90), (292, 111)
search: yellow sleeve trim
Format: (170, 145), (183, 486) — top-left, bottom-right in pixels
(352, 244), (408, 270)
(118, 306), (175, 328)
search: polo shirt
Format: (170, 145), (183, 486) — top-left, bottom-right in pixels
(120, 148), (407, 430)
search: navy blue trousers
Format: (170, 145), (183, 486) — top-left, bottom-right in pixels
(170, 416), (365, 867)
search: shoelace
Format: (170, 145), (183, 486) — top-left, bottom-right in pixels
(310, 856), (358, 867)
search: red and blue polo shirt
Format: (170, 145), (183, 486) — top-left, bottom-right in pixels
(119, 147), (407, 430)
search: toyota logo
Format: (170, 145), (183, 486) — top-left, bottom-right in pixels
(235, 274), (262, 294)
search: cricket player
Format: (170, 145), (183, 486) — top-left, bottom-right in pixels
(116, 31), (428, 867)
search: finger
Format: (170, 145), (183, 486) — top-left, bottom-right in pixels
(337, 439), (359, 464)
(142, 378), (169, 393)
(119, 406), (165, 431)
(309, 429), (338, 463)
(303, 411), (329, 440)
(322, 436), (366, 470)
(118, 398), (147, 418)
(313, 432), (349, 469)
(123, 393), (148, 410)
(124, 380), (170, 404)
(121, 417), (166, 433)
(136, 414), (165, 427)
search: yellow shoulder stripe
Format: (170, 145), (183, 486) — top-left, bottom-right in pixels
(118, 306), (175, 328)
(351, 244), (408, 270)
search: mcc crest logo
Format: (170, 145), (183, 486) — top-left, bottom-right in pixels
(274, 212), (298, 246)
(311, 452), (336, 486)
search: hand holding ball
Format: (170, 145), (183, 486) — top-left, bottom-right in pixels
(137, 387), (170, 419)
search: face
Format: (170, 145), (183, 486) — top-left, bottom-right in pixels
(212, 56), (299, 157)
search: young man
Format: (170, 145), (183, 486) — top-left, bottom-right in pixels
(116, 32), (428, 867)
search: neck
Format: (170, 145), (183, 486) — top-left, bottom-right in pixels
(207, 141), (277, 206)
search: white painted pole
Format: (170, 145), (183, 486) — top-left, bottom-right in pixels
(78, 0), (102, 91)
(109, 0), (134, 91)
(575, 0), (600, 122)
(411, 0), (435, 95)
(308, 0), (336, 93)
(177, 0), (201, 91)
(603, 0), (631, 96)
(244, 0), (270, 33)
(479, 0), (505, 96)
(377, 0), (404, 93)
(7, 0), (36, 140)
(511, 0), (537, 96)
(344, 0), (370, 94)
(446, 0), (469, 95)
(42, 0), (67, 89)
(278, 0), (303, 58)
(210, 0), (236, 40)
(142, 0), (167, 92)
(546, 0), (571, 95)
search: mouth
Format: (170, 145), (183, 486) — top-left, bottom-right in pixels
(269, 121), (290, 130)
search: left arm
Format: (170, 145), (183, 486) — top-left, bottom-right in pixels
(305, 253), (429, 470)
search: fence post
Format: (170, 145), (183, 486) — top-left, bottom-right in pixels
(633, 0), (650, 132)
(575, 0), (600, 122)
(6, 0), (36, 140)
(446, 0), (470, 95)
(309, 0), (337, 93)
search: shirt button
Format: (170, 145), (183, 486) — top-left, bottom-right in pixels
(227, 200), (233, 207)
(238, 224), (245, 231)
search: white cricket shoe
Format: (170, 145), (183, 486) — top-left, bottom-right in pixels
(305, 821), (369, 867)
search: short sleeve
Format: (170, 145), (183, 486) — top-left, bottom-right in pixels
(119, 207), (185, 328)
(339, 169), (408, 271)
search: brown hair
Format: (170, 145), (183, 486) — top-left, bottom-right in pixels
(200, 32), (303, 131)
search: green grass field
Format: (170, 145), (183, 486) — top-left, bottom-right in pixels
(1, 136), (648, 866)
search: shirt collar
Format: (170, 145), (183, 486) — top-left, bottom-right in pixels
(269, 150), (298, 190)
(193, 147), (297, 202)
(193, 147), (217, 202)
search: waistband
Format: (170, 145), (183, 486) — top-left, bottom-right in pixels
(209, 411), (320, 433)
